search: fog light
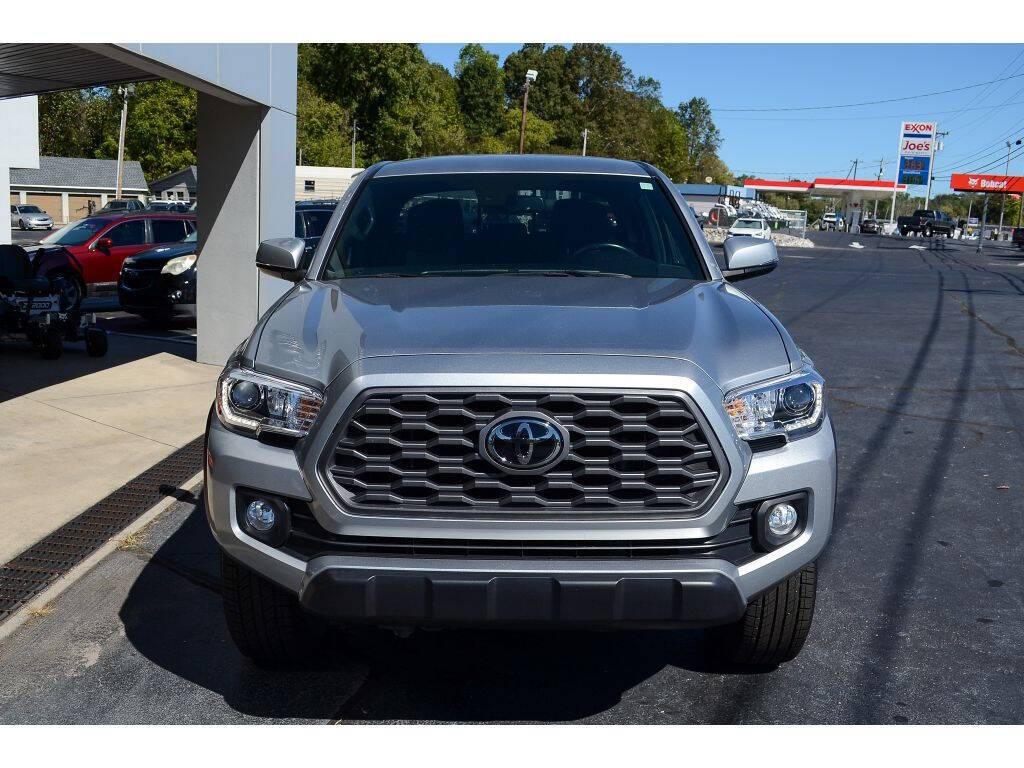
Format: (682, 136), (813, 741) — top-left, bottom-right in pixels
(245, 499), (276, 531)
(767, 503), (798, 536)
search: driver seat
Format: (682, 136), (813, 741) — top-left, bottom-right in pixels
(548, 198), (614, 257)
(0, 245), (51, 295)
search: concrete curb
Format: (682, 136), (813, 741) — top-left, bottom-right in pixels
(0, 470), (204, 645)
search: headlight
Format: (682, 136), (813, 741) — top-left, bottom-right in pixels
(216, 368), (324, 438)
(724, 368), (825, 441)
(161, 253), (197, 275)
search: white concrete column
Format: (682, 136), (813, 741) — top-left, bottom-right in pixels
(101, 193), (108, 207)
(61, 192), (69, 224)
(0, 170), (10, 246)
(20, 191), (27, 204)
(196, 93), (297, 365)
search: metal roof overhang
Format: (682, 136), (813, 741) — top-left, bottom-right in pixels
(0, 44), (159, 97)
(0, 43), (259, 106)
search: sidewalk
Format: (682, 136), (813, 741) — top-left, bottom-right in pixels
(0, 352), (219, 564)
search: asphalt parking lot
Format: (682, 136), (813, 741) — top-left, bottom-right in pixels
(0, 231), (1021, 724)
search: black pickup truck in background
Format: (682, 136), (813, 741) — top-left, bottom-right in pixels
(897, 209), (957, 237)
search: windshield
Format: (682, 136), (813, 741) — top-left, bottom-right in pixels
(19, 206), (43, 214)
(301, 210), (332, 239)
(39, 218), (108, 246)
(322, 172), (704, 280)
(181, 230), (197, 243)
(733, 219), (761, 228)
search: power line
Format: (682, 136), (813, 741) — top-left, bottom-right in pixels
(940, 48), (1024, 129)
(932, 143), (1024, 180)
(933, 115), (1024, 171)
(714, 99), (1024, 122)
(712, 72), (1024, 112)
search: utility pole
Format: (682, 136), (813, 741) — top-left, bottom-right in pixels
(581, 128), (589, 156)
(873, 158), (884, 218)
(997, 140), (1011, 238)
(351, 119), (358, 168)
(518, 69), (537, 155)
(851, 159), (860, 179)
(977, 195), (988, 255)
(114, 84), (134, 200)
(923, 128), (947, 211)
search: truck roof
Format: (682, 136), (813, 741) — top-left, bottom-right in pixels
(375, 154), (652, 178)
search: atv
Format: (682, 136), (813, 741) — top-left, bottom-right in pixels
(0, 244), (107, 359)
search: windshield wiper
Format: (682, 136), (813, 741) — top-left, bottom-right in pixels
(517, 269), (633, 278)
(413, 268), (634, 278)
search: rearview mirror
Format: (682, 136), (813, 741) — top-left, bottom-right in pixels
(722, 236), (778, 282)
(255, 237), (307, 281)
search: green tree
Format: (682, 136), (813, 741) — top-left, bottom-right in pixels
(676, 97), (722, 180)
(455, 44), (505, 143)
(39, 82), (196, 181)
(120, 81), (197, 179)
(300, 43), (466, 164)
(296, 79), (349, 166)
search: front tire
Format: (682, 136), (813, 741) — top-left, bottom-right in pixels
(713, 561), (817, 667)
(221, 552), (325, 665)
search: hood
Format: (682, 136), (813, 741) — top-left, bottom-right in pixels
(251, 275), (794, 391)
(126, 242), (197, 266)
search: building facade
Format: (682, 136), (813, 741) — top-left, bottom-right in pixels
(10, 156), (148, 225)
(150, 165), (197, 202)
(295, 165), (363, 201)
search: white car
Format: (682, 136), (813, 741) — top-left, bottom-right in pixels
(10, 204), (53, 230)
(727, 217), (772, 240)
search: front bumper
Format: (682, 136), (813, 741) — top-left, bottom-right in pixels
(23, 220), (52, 229)
(300, 560), (746, 628)
(205, 360), (837, 629)
(118, 268), (196, 316)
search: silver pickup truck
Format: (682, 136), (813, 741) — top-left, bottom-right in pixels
(204, 154), (836, 668)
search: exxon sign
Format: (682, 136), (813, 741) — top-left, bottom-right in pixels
(899, 121), (936, 157)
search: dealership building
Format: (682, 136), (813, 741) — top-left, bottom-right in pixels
(0, 43), (298, 364)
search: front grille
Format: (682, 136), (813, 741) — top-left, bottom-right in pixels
(324, 389), (727, 519)
(283, 504), (756, 564)
(121, 269), (155, 289)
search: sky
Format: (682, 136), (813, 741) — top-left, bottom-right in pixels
(420, 44), (1024, 196)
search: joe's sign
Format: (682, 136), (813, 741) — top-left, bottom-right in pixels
(899, 121), (936, 157)
(950, 174), (1024, 194)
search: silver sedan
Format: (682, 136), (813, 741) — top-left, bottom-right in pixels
(10, 204), (53, 230)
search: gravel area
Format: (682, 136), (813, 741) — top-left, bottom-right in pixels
(703, 226), (814, 248)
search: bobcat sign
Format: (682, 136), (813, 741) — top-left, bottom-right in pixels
(950, 173), (1024, 194)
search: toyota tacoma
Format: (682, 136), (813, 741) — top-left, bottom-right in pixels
(205, 154), (836, 668)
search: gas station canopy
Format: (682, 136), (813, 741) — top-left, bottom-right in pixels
(743, 177), (907, 199)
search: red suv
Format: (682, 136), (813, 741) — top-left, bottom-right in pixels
(31, 212), (196, 307)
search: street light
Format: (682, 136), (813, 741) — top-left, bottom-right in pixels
(518, 69), (538, 155)
(115, 84), (135, 201)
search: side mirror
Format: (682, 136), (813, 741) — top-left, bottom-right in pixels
(256, 237), (307, 281)
(722, 236), (778, 282)
(96, 237), (113, 250)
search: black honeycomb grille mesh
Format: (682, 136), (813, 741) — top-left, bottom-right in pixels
(326, 390), (725, 519)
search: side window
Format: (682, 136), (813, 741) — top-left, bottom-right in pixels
(10, 206), (16, 214)
(151, 218), (186, 243)
(105, 220), (147, 246)
(294, 212), (305, 238)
